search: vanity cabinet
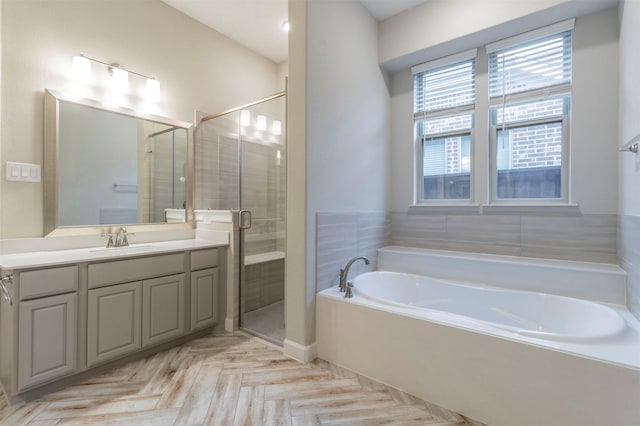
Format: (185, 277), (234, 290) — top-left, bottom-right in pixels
(87, 273), (188, 367)
(87, 281), (142, 367)
(0, 243), (225, 400)
(142, 274), (185, 347)
(15, 266), (78, 390)
(189, 248), (220, 331)
(190, 268), (219, 331)
(86, 253), (187, 367)
(18, 292), (77, 389)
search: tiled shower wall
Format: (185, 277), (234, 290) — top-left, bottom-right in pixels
(316, 211), (618, 294)
(619, 215), (640, 320)
(316, 212), (390, 292)
(195, 116), (286, 256)
(244, 259), (285, 312)
(195, 117), (240, 211)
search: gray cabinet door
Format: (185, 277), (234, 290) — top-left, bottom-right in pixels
(87, 281), (142, 367)
(18, 293), (76, 390)
(190, 268), (219, 331)
(142, 274), (185, 347)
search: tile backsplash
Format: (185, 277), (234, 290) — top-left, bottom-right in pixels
(316, 211), (626, 314)
(316, 212), (389, 292)
(391, 212), (618, 264)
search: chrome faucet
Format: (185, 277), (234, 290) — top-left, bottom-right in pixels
(339, 256), (370, 293)
(114, 227), (129, 247)
(106, 233), (115, 248)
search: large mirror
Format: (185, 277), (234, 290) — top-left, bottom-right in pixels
(44, 89), (193, 236)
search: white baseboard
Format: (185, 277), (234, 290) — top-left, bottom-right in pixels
(283, 339), (317, 362)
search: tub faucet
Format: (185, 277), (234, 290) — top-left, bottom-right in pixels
(339, 256), (370, 293)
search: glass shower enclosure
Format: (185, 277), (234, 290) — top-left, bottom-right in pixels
(195, 93), (286, 345)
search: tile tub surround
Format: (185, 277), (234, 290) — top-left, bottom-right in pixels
(0, 333), (484, 426)
(619, 214), (640, 320)
(317, 211), (618, 293)
(391, 211), (618, 264)
(316, 212), (390, 293)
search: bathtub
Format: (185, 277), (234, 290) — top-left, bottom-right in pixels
(317, 246), (640, 426)
(353, 271), (626, 342)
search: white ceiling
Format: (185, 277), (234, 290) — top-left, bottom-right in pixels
(161, 0), (428, 64)
(359, 0), (428, 21)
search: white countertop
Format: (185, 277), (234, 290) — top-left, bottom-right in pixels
(0, 239), (227, 270)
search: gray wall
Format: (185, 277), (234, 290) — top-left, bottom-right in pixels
(286, 0), (391, 351)
(618, 0), (640, 320)
(304, 0), (391, 337)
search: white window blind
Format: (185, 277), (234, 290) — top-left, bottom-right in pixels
(413, 50), (476, 115)
(488, 23), (573, 104)
(423, 139), (445, 176)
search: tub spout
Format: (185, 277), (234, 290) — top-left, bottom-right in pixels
(339, 256), (370, 292)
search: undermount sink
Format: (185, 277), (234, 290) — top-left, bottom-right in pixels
(89, 245), (159, 255)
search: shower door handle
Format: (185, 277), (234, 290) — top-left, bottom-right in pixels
(239, 210), (252, 229)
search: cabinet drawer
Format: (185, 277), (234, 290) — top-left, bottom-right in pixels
(190, 248), (218, 270)
(20, 266), (78, 301)
(88, 253), (184, 288)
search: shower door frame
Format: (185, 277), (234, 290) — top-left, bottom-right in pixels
(198, 91), (287, 341)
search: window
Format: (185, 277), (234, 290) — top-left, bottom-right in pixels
(488, 23), (573, 201)
(413, 50), (476, 201)
(410, 20), (574, 208)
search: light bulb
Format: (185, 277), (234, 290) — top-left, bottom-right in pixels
(145, 78), (160, 102)
(240, 110), (251, 126)
(272, 120), (282, 135)
(282, 20), (290, 32)
(257, 115), (267, 131)
(111, 67), (128, 92)
(72, 55), (91, 83)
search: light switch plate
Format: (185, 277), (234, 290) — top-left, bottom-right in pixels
(6, 162), (41, 182)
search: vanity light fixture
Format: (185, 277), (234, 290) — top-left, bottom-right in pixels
(71, 54), (160, 100)
(240, 109), (251, 126)
(256, 115), (267, 131)
(272, 120), (282, 135)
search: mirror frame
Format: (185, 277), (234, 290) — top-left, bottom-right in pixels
(43, 89), (195, 237)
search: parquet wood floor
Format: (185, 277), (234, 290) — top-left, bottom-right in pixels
(0, 334), (485, 425)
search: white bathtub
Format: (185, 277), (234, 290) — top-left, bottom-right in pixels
(317, 246), (640, 426)
(353, 271), (626, 341)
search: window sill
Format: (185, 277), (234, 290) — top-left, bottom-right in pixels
(408, 203), (481, 215)
(407, 203), (581, 216)
(480, 203), (581, 216)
